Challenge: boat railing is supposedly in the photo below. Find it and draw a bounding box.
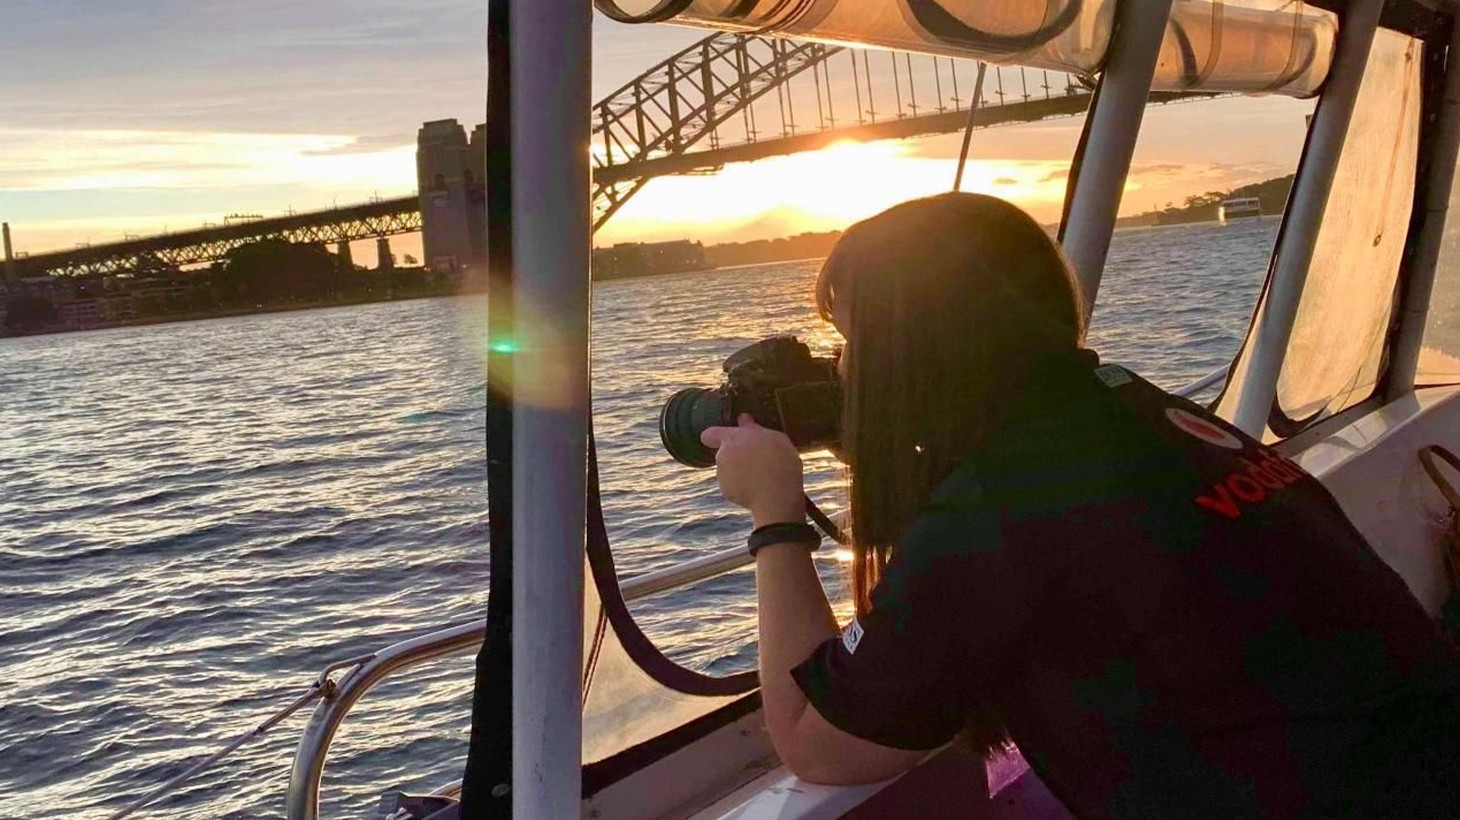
[285,538,773,818]
[284,363,1230,818]
[1172,364,1228,399]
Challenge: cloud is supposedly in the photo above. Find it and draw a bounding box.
[304,134,416,156]
[0,128,415,194]
[1129,162,1188,178]
[1039,168,1069,183]
[0,3,703,137]
[993,176,1018,186]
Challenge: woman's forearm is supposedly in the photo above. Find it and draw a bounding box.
[755,544,839,763]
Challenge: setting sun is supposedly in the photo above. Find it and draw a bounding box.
[596,139,1072,245]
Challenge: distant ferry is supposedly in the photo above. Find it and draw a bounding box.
[1219,196,1263,223]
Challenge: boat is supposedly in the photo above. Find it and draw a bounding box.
[1219,196,1264,223]
[104,0,1460,816]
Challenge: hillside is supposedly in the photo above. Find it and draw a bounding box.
[1118,174,1294,228]
[702,230,842,268]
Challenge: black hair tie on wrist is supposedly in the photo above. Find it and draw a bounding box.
[748,521,821,557]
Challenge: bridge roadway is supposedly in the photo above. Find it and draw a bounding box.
[8,93,1100,279]
[8,199,424,279]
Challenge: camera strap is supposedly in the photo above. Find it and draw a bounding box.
[805,495,848,545]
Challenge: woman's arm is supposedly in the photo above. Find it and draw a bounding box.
[754,543,927,784]
[702,415,928,784]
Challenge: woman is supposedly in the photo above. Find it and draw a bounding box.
[700,193,1460,818]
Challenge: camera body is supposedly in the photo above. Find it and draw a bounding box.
[659,336,841,468]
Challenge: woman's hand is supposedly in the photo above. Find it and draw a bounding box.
[700,414,805,527]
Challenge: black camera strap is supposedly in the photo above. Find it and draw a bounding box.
[805,495,848,545]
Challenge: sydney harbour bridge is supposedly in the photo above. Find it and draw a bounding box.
[2,32,1207,280]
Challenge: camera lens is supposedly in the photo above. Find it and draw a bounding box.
[659,387,729,468]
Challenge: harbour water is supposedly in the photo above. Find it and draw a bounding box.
[0,217,1277,817]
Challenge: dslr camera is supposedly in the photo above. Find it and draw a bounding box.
[659,336,841,468]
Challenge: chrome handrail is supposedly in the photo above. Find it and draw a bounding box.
[284,543,757,819]
[286,364,1227,818]
[1172,364,1228,399]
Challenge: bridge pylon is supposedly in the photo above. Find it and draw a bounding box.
[3,223,15,281]
[376,237,395,271]
[417,120,486,274]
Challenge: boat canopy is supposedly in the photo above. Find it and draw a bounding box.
[595,0,1337,97]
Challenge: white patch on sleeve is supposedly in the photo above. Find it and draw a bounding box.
[1095,364,1132,388]
[841,618,864,655]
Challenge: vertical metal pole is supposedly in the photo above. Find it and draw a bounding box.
[812,59,826,130]
[1387,20,1460,399]
[784,61,798,136]
[776,81,790,136]
[863,51,877,122]
[934,58,946,113]
[822,60,836,126]
[511,0,590,814]
[1061,0,1173,316]
[633,84,647,150]
[666,62,682,151]
[2,222,15,280]
[906,54,919,114]
[600,107,615,167]
[702,44,720,149]
[891,53,905,117]
[1231,0,1383,434]
[953,63,988,192]
[739,44,755,140]
[775,45,791,137]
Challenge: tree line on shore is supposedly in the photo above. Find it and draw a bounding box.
[1119,175,1295,228]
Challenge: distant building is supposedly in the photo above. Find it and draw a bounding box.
[0,275,67,333]
[103,293,137,322]
[592,240,709,280]
[417,119,486,274]
[60,299,102,328]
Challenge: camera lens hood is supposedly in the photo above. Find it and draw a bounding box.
[659,387,722,468]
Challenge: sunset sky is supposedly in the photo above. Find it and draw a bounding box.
[0,2,1315,259]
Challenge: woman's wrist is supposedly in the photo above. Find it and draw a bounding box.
[750,498,805,528]
[748,521,819,558]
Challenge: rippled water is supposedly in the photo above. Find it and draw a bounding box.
[0,217,1277,817]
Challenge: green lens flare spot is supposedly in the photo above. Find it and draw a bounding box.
[489,340,520,354]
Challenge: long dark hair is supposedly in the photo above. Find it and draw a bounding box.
[815,192,1086,752]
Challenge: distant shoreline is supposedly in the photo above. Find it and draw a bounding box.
[0,290,455,341]
[597,256,828,281]
[1,259,837,340]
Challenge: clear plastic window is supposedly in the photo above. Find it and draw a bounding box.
[1088,93,1309,400]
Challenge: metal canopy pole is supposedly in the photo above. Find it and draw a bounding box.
[1387,20,1460,400]
[511,0,592,815]
[1231,0,1383,434]
[1060,0,1173,317]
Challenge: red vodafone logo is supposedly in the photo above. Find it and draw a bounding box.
[1165,407,1244,450]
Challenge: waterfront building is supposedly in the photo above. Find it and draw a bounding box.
[591,239,709,280]
[59,299,102,328]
